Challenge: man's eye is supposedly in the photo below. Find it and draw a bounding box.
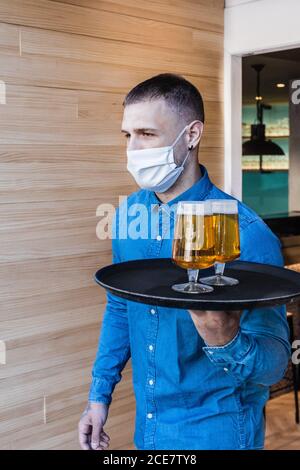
[124,132,153,138]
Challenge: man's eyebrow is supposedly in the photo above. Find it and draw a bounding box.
[121,128,158,133]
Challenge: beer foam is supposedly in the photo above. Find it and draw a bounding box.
[210,199,238,214]
[177,201,211,215]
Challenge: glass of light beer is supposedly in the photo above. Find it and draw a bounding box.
[200,199,240,286]
[171,201,215,294]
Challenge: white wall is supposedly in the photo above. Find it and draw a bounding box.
[224,0,300,199]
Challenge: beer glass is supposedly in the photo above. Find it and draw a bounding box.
[200,199,240,286]
[171,201,215,294]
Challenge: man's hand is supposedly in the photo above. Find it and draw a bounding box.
[78,401,110,450]
[188,309,242,346]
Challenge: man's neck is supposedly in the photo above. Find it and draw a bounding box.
[155,159,202,204]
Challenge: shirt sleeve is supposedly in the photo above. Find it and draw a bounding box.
[88,207,130,405]
[202,217,291,387]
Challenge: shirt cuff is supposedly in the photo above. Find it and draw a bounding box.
[88,377,113,405]
[202,328,252,365]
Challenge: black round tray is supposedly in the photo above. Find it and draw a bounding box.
[94,258,300,311]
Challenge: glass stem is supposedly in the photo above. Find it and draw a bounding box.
[214,262,225,278]
[187,268,199,284]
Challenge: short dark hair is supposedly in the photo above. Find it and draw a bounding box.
[123,73,205,124]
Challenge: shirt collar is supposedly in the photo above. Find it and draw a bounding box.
[147,163,213,209]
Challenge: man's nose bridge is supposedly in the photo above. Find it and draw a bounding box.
[127,135,137,151]
[127,143,141,151]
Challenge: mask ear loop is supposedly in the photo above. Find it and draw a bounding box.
[170,124,189,148]
[171,119,199,148]
[171,121,197,165]
[178,146,191,169]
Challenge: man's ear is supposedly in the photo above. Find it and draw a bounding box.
[188,120,204,150]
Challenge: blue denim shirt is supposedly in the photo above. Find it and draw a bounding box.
[89,163,290,450]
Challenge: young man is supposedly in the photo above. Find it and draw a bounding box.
[78,73,290,450]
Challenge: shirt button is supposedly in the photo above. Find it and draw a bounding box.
[156,235,162,241]
[150,308,156,315]
[147,413,153,419]
[224,367,229,372]
[149,379,154,386]
[148,345,154,351]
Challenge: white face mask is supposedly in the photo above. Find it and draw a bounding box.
[126,122,195,193]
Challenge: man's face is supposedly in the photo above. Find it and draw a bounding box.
[121,99,187,163]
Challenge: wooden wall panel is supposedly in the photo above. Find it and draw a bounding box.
[0,0,224,35]
[0,0,224,449]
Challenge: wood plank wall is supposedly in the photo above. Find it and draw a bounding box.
[0,0,224,450]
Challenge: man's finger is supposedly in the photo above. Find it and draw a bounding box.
[99,439,109,449]
[100,432,110,443]
[90,439,108,451]
[78,422,92,450]
[91,421,102,450]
